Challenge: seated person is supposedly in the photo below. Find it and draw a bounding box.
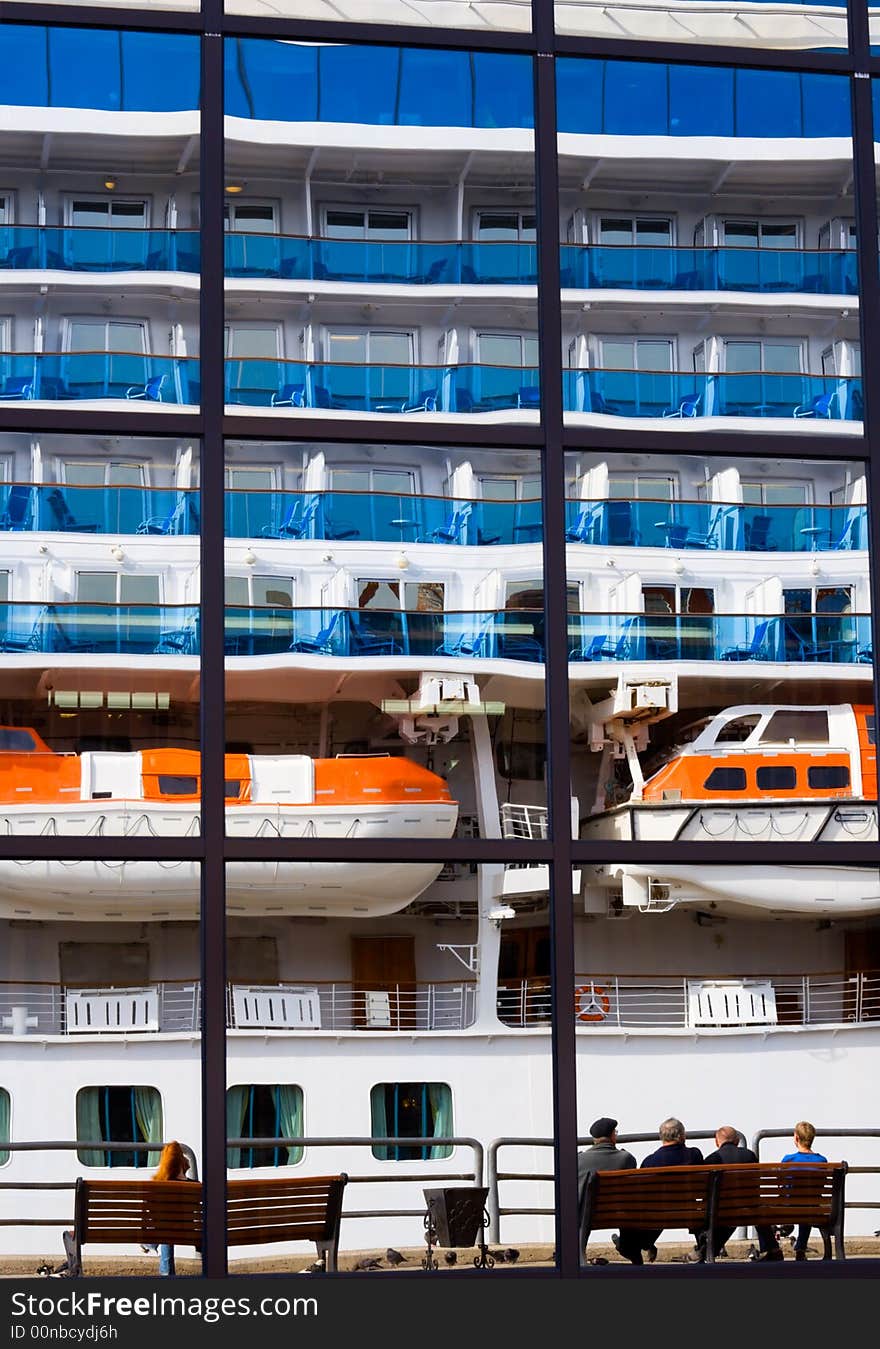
[614,1118,703,1265]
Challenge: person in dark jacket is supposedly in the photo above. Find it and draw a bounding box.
[697,1125,783,1263]
[578,1117,638,1263]
[614,1118,703,1264]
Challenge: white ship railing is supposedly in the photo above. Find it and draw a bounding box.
[0,980,477,1035]
[495,971,880,1028]
[500,803,548,840]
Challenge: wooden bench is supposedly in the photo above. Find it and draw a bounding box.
[71,1173,348,1273]
[579,1161,847,1266]
[226,1175,348,1271]
[72,1179,202,1275]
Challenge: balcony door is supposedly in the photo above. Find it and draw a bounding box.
[497,926,551,1026]
[326,329,413,410]
[64,319,148,399]
[351,935,416,1031]
[62,460,147,534]
[66,199,149,269]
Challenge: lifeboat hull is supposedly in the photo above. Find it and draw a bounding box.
[582,800,878,844]
[0,801,458,919]
[600,863,880,918]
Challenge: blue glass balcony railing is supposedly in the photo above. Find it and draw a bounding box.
[225,360,541,413]
[0,227,200,273]
[227,235,538,285]
[0,603,200,656]
[225,490,541,545]
[0,354,199,405]
[0,484,198,535]
[1,603,868,665]
[560,245,858,296]
[565,369,863,421]
[564,499,868,552]
[566,612,872,665]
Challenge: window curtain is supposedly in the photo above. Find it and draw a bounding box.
[75,1088,104,1167]
[276,1085,303,1166]
[0,1088,9,1165]
[133,1087,163,1167]
[428,1083,453,1160]
[226,1086,249,1169]
[370,1085,389,1161]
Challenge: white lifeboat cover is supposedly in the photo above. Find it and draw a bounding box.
[249,754,314,804]
[80,751,143,801]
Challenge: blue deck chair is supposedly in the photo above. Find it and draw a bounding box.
[569,616,639,661]
[136,494,186,535]
[744,514,777,552]
[262,496,320,540]
[0,604,46,652]
[829,514,862,551]
[424,501,473,545]
[0,484,34,531]
[271,383,306,408]
[435,613,494,658]
[0,376,34,400]
[794,392,834,419]
[662,392,701,418]
[517,386,541,410]
[348,612,404,655]
[374,388,439,414]
[590,392,621,415]
[498,627,544,661]
[721,619,773,661]
[857,645,872,664]
[44,488,99,533]
[126,374,166,401]
[565,505,596,544]
[153,615,199,655]
[605,499,638,546]
[783,620,836,663]
[288,610,343,655]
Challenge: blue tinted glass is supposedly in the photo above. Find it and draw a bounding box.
[398,50,472,127]
[556,58,603,135]
[231,38,318,121]
[0,25,48,107]
[669,65,733,137]
[320,46,399,125]
[605,62,666,134]
[472,53,533,129]
[122,34,199,112]
[49,29,121,110]
[735,70,801,137]
[802,74,850,138]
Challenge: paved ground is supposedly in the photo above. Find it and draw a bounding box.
[4,1236,880,1277]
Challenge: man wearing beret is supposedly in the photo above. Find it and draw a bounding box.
[577,1117,639,1262]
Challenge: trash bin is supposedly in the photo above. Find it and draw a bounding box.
[423,1186,489,1248]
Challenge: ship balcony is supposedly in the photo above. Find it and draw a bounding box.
[564,369,863,423]
[0,604,870,667]
[0,353,197,406]
[2,486,864,555]
[560,245,858,297]
[0,227,200,276]
[497,970,880,1030]
[0,231,858,297]
[0,979,478,1036]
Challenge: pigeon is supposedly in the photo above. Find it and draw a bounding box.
[298,1258,325,1275]
[385,1248,407,1266]
[353,1257,383,1271]
[488,1249,505,1262]
[587,1256,609,1266]
[746,1244,759,1262]
[504,1248,520,1264]
[444,1250,457,1265]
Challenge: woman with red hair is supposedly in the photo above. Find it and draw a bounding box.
[142,1141,191,1275]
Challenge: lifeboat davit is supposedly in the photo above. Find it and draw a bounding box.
[582,703,880,916]
[0,729,458,919]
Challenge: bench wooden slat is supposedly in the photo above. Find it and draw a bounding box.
[73,1173,348,1273]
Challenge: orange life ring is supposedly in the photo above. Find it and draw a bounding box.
[575,984,611,1022]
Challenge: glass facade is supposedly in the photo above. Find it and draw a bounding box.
[1,0,880,1290]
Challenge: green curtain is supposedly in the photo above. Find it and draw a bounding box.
[370,1085,389,1161]
[133,1087,163,1168]
[0,1089,9,1166]
[75,1088,104,1167]
[276,1086,303,1165]
[226,1086,249,1169]
[428,1083,453,1160]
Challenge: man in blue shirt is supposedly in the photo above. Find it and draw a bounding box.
[780,1121,828,1261]
[613,1118,703,1264]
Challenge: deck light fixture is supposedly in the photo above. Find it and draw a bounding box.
[103,177,117,191]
